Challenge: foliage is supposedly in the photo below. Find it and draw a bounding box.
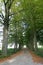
[0,0,43,56]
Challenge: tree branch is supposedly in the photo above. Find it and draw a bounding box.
[8,0,14,9]
[3,0,9,5]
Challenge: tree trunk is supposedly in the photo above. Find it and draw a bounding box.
[19,43,22,50]
[33,32,37,51]
[29,34,34,51]
[14,42,17,49]
[2,26,8,56]
[14,43,17,52]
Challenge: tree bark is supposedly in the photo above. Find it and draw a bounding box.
[14,42,17,52]
[33,32,37,51]
[2,26,8,56]
[19,43,22,50]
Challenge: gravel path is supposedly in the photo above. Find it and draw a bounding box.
[0,50,43,65]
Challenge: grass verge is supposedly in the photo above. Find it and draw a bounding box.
[0,48,19,59]
[34,48,43,57]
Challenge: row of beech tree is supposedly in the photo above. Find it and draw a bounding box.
[0,0,43,56]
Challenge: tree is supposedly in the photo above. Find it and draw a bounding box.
[0,0,43,55]
[0,0,14,56]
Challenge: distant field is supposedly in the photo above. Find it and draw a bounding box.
[0,43,19,50]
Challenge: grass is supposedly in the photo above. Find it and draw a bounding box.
[7,49,15,56]
[0,48,19,59]
[34,48,43,57]
[0,47,43,58]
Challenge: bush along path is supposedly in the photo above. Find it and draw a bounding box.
[0,49,43,65]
